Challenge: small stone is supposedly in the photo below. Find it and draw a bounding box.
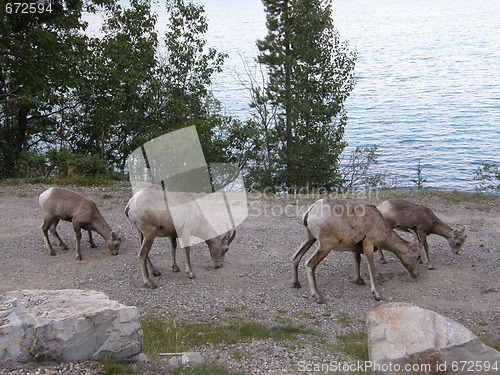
[181,352,205,367]
[273,346,285,356]
[168,356,182,368]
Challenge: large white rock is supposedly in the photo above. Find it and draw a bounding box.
[367,303,500,375]
[0,289,142,365]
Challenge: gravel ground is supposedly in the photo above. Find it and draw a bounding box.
[0,184,498,374]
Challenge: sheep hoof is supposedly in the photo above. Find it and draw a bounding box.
[152,270,162,277]
[76,255,82,261]
[188,273,196,279]
[354,278,366,286]
[315,298,326,304]
[379,259,387,264]
[293,281,301,289]
[144,281,157,289]
[428,265,435,270]
[374,293,383,301]
[172,265,180,273]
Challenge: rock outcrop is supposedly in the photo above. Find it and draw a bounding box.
[0,289,142,366]
[367,302,500,374]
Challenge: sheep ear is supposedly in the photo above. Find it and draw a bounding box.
[111,230,119,240]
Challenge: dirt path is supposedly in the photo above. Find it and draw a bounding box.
[0,184,498,373]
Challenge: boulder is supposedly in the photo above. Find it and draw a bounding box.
[367,302,500,374]
[0,289,142,366]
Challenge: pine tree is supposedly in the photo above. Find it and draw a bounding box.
[256,0,356,191]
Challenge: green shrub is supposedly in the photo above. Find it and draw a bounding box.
[47,149,113,177]
[16,151,49,178]
[44,149,126,184]
[474,163,500,193]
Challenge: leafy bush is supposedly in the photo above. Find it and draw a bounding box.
[339,145,384,192]
[46,149,121,180]
[15,151,49,178]
[474,163,500,193]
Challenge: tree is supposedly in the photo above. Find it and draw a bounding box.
[255,0,356,191]
[64,0,159,170]
[0,0,229,177]
[0,0,111,177]
[154,0,227,163]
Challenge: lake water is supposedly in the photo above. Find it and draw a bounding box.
[198,0,500,191]
[89,0,500,191]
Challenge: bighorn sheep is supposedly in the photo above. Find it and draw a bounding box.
[39,187,122,260]
[124,188,236,288]
[292,199,421,303]
[377,199,467,269]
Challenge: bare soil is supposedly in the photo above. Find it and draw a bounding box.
[0,184,498,374]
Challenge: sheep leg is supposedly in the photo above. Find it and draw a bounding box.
[305,240,337,304]
[48,219,68,250]
[137,230,160,277]
[423,237,434,270]
[170,236,180,273]
[378,249,387,264]
[139,234,157,288]
[88,230,97,248]
[147,256,161,277]
[291,236,317,288]
[353,253,366,285]
[41,217,58,256]
[363,243,382,301]
[72,223,83,261]
[183,246,195,279]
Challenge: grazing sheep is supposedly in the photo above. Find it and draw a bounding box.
[377,199,467,269]
[39,187,122,260]
[124,188,236,288]
[292,199,421,303]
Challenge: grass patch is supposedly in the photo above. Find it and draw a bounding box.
[172,363,245,375]
[141,316,318,358]
[480,335,500,352]
[337,313,352,325]
[0,178,23,186]
[335,332,369,362]
[0,176,127,188]
[232,350,246,361]
[379,188,499,211]
[102,358,137,375]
